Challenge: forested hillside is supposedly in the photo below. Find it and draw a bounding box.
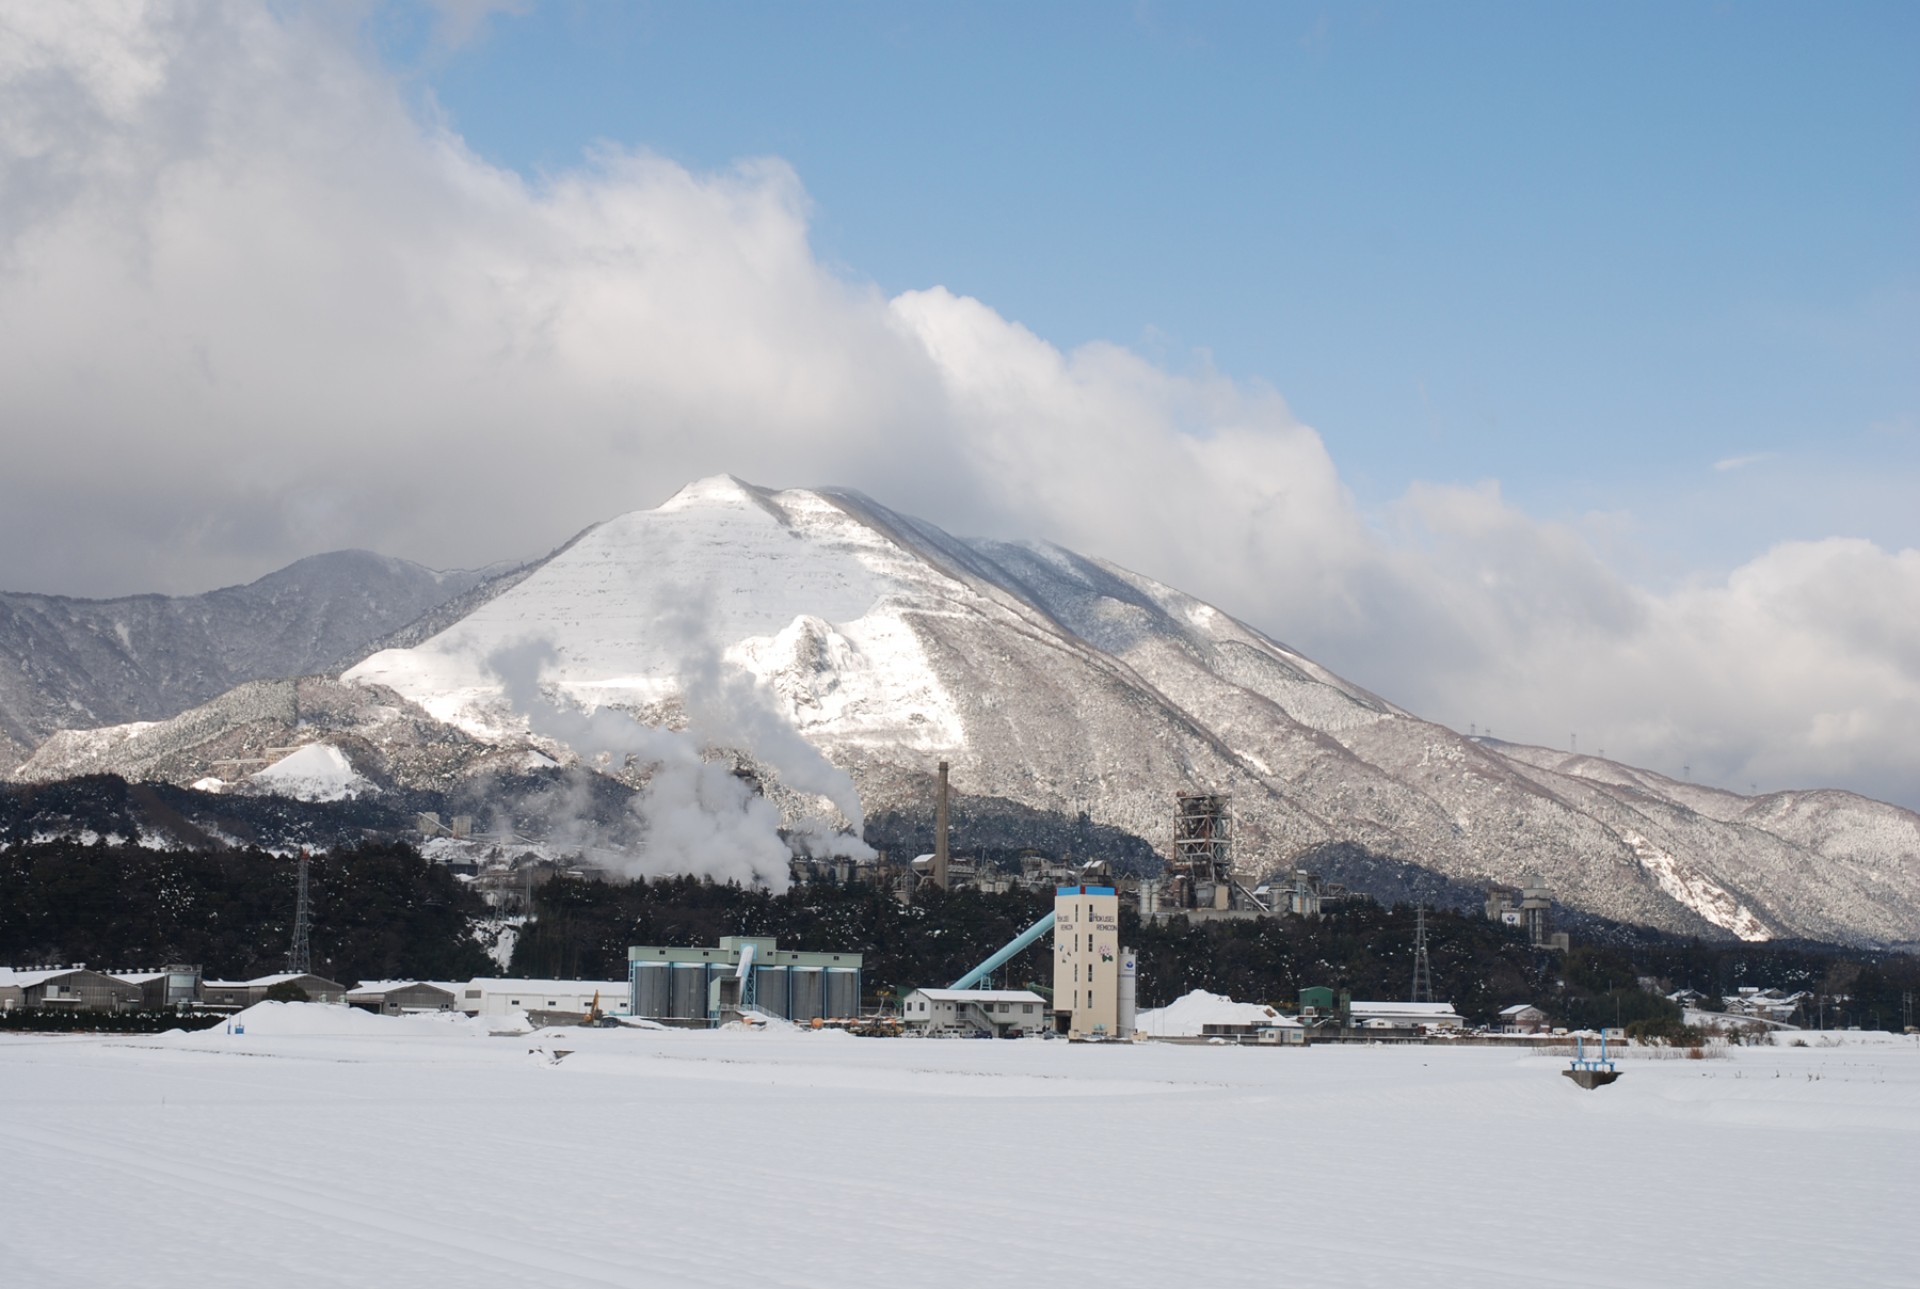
[0,841,492,983]
[5,842,1914,1030]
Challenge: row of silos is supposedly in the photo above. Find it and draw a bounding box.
[630,961,859,1023]
[773,964,861,1022]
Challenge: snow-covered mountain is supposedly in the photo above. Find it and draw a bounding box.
[0,550,508,757]
[11,478,1919,946]
[336,476,1916,946]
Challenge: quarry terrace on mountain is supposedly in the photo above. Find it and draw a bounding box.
[3,475,1918,950]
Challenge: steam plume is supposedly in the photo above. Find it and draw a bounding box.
[486,635,874,892]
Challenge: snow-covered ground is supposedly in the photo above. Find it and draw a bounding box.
[3,1006,1914,1288]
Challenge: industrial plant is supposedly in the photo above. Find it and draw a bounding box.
[4,766,1595,1053]
[627,936,863,1026]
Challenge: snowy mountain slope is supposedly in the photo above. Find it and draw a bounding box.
[0,551,498,752]
[14,677,518,794]
[332,476,1920,946]
[15,476,1919,945]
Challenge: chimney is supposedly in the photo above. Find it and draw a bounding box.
[934,760,950,890]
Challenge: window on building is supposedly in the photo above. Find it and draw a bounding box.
[1087,933,1093,952]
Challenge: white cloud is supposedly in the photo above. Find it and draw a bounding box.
[0,3,1915,809]
[1714,452,1775,472]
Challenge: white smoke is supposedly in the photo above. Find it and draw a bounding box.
[644,589,875,859]
[486,635,874,892]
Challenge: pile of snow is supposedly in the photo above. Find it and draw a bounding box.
[1766,1029,1914,1048]
[247,743,370,801]
[1135,989,1296,1038]
[182,1000,483,1039]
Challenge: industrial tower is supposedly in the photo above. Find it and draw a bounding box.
[1172,791,1234,909]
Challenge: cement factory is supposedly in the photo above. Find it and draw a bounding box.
[611,879,1138,1039]
[598,769,1543,1044]
[3,765,1573,1049]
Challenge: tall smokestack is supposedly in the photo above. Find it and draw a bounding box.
[934,760,950,890]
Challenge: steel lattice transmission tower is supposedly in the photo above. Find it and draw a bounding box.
[286,848,313,976]
[1410,905,1434,1004]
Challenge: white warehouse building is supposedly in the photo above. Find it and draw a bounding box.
[459,978,630,1020]
[1348,1001,1465,1030]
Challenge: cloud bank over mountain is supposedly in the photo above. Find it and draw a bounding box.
[1,3,1914,806]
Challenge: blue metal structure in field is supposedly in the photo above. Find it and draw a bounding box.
[1563,1031,1622,1089]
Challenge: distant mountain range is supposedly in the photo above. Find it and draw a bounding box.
[6,477,1918,947]
[0,550,505,760]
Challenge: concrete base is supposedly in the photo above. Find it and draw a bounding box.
[1563,1068,1622,1089]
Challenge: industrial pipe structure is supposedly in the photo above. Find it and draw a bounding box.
[948,911,1055,991]
[735,940,757,1010]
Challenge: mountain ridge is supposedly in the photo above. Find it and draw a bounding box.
[7,477,1918,947]
[0,550,501,751]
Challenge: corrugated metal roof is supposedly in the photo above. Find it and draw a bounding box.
[910,989,1046,1004]
[345,980,459,999]
[0,968,88,988]
[463,978,629,994]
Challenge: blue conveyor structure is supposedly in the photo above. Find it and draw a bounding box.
[948,911,1056,991]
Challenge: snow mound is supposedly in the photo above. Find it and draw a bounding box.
[192,1001,483,1038]
[247,743,369,801]
[1135,990,1291,1038]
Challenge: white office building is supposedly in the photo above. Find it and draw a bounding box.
[901,988,1047,1037]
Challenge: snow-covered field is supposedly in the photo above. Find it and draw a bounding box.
[3,1006,1914,1288]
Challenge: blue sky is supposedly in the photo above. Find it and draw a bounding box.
[3,2,1916,800]
[387,0,1919,579]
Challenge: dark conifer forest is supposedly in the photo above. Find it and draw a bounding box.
[8,838,1913,1031]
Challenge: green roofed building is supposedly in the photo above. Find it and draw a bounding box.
[628,936,861,1026]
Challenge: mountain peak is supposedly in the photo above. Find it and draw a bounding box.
[13,481,1919,948]
[657,474,773,513]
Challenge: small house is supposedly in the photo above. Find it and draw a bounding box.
[1498,1003,1547,1034]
